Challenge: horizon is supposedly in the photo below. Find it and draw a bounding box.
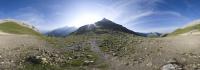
[0,0,200,33]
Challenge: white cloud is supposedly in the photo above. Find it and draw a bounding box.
[121,11,187,26]
[106,0,166,24]
[121,11,154,24]
[3,0,184,33]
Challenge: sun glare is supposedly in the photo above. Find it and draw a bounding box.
[70,13,103,27]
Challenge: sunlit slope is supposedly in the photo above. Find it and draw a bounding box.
[72,18,137,35]
[170,21,200,36]
[0,21,41,36]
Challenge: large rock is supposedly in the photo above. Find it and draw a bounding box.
[26,56,48,64]
[161,58,183,70]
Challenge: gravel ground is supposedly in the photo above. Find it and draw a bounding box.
[0,33,47,69]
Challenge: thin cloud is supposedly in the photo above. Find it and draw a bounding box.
[121,11,154,24]
[123,11,188,26]
[13,7,48,30]
[109,0,165,23]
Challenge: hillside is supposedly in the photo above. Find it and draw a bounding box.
[0,21,41,35]
[0,21,41,36]
[170,20,200,36]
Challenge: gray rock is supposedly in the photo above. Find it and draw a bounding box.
[26,56,48,64]
[161,63,183,70]
[161,58,183,70]
[112,53,117,56]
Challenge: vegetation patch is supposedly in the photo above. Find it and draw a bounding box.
[0,21,41,36]
[170,24,200,35]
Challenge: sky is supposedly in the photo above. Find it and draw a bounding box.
[0,0,200,33]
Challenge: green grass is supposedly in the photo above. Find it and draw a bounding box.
[170,24,200,35]
[22,63,62,70]
[0,21,41,36]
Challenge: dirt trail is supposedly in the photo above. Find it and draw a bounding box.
[90,40,108,60]
[90,40,132,70]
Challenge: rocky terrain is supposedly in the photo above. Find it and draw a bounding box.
[1,19,200,70]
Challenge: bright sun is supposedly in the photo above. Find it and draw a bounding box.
[70,13,103,27]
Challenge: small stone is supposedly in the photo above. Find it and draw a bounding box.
[10,60,14,63]
[197,64,200,66]
[54,54,59,57]
[86,55,93,58]
[167,58,177,63]
[35,56,41,59]
[146,62,152,66]
[41,58,47,63]
[68,57,72,60]
[181,58,186,62]
[0,62,4,64]
[112,53,117,56]
[84,60,94,64]
[90,61,94,63]
[125,63,129,66]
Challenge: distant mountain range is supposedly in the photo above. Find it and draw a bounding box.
[45,26,76,37]
[2,18,200,37]
[0,19,168,37]
[46,18,166,37]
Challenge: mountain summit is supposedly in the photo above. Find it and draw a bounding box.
[72,18,137,35]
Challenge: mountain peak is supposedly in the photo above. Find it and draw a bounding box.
[101,18,111,22]
[72,18,137,35]
[97,18,113,24]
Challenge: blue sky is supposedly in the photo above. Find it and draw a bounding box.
[0,0,199,33]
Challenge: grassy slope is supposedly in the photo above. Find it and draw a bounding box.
[170,24,200,35]
[0,21,41,36]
